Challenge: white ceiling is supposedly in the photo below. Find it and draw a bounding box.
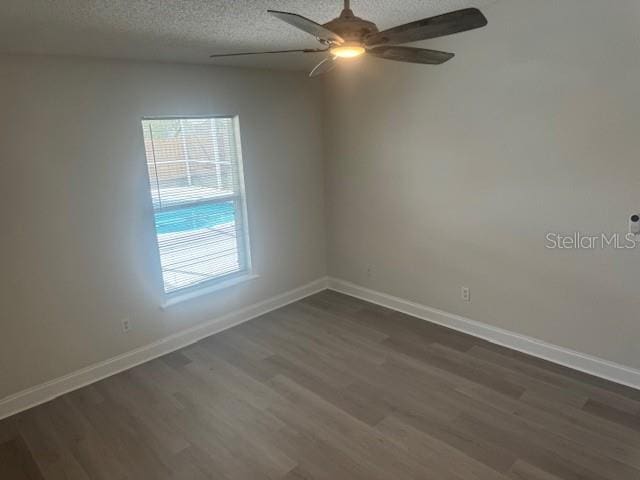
[0,0,498,70]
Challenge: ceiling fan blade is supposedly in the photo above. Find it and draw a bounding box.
[368,46,454,65]
[210,48,327,58]
[364,8,487,46]
[309,57,336,77]
[268,10,344,44]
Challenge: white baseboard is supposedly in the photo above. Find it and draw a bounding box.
[4,275,636,421]
[328,277,640,391]
[0,277,329,420]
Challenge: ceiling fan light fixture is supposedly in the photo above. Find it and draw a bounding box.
[329,43,365,58]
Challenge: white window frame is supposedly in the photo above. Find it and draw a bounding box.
[141,115,255,307]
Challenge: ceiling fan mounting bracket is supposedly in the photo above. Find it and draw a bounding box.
[323,3,379,43]
[323,16,378,43]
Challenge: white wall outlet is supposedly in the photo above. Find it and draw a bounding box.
[121,318,132,333]
[461,287,471,302]
[366,266,374,278]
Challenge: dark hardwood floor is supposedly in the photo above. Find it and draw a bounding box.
[1,290,640,479]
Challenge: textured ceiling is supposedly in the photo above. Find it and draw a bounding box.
[0,0,499,70]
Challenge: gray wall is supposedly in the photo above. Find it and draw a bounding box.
[324,0,640,369]
[0,56,326,398]
[2,0,639,401]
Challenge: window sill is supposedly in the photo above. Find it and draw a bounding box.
[161,273,259,309]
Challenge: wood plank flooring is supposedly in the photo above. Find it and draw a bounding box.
[1,290,640,479]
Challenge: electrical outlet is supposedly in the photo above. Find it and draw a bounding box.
[461,287,471,302]
[366,266,374,278]
[121,318,132,333]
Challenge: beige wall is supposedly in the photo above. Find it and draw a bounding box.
[0,56,326,398]
[324,0,640,369]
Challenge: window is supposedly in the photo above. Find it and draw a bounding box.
[141,116,251,295]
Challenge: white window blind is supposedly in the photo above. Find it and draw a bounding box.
[141,116,250,294]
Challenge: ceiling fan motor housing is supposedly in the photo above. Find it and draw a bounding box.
[323,7,378,44]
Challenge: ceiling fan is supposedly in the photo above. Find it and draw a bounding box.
[210,1,488,77]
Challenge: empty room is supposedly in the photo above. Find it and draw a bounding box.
[1,0,640,478]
